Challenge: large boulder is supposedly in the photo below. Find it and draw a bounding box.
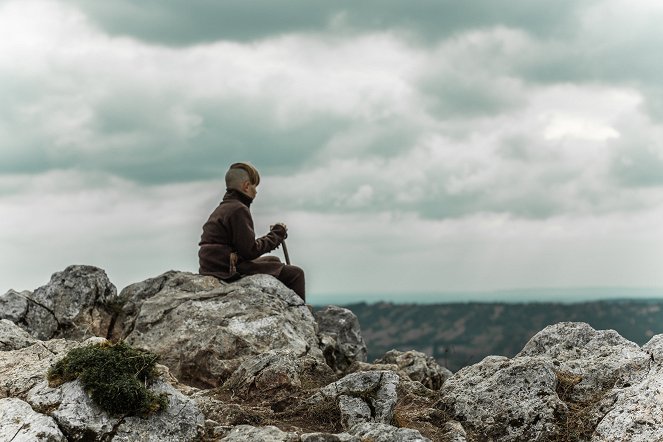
[315,306,367,373]
[119,272,324,388]
[437,355,567,441]
[517,322,651,402]
[2,265,117,340]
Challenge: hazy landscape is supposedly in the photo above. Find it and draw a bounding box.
[344,299,663,372]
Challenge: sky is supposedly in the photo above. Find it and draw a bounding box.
[1,0,663,304]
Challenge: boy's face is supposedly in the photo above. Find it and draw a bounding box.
[241,180,258,199]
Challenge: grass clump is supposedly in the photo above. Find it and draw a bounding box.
[48,341,168,416]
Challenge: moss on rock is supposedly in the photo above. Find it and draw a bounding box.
[48,341,168,416]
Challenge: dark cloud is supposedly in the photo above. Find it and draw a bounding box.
[63,0,587,46]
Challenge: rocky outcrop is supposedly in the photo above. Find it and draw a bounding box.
[8,266,663,441]
[1,265,117,341]
[315,305,367,373]
[0,337,204,441]
[113,272,323,388]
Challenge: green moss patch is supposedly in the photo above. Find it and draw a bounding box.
[48,341,168,416]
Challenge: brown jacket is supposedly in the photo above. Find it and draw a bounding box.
[198,189,287,280]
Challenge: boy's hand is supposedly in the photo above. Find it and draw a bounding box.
[270,223,288,239]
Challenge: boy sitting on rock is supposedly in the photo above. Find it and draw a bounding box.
[198,162,306,301]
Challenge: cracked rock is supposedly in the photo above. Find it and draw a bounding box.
[307,371,399,430]
[0,318,37,351]
[315,305,367,374]
[0,397,66,442]
[121,272,323,388]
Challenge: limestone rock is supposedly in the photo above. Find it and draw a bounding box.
[219,425,299,441]
[223,350,335,400]
[307,371,399,431]
[315,305,367,373]
[0,318,37,351]
[440,421,467,442]
[110,270,221,339]
[438,355,566,441]
[0,397,66,442]
[518,321,651,402]
[349,422,431,441]
[122,272,323,388]
[375,349,452,390]
[300,432,359,441]
[51,381,122,439]
[18,265,117,340]
[0,339,77,399]
[590,368,663,442]
[0,289,29,323]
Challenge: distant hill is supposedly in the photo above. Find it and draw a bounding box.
[343,300,663,372]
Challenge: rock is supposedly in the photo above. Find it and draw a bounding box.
[219,425,299,441]
[315,306,367,374]
[590,369,663,442]
[0,335,204,441]
[440,421,467,442]
[223,350,335,401]
[585,333,663,441]
[0,318,37,351]
[51,381,122,439]
[0,397,66,442]
[0,289,29,323]
[300,432,359,441]
[349,422,431,441]
[110,270,220,339]
[306,371,399,431]
[112,380,205,441]
[0,339,77,399]
[438,355,566,441]
[122,272,324,388]
[375,349,452,390]
[338,395,372,429]
[517,321,651,402]
[19,265,117,340]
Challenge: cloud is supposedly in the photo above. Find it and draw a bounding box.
[62,0,588,46]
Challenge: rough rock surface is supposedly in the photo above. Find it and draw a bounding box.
[307,371,399,431]
[0,336,204,441]
[4,265,117,340]
[518,321,651,402]
[0,397,66,441]
[121,272,324,388]
[0,318,37,351]
[438,355,566,441]
[587,334,663,441]
[220,424,299,441]
[0,289,29,323]
[315,305,367,373]
[349,422,431,441]
[375,349,452,390]
[223,350,335,400]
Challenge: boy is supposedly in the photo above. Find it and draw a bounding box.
[198,162,306,301]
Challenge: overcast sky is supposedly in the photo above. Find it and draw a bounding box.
[1,0,663,303]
